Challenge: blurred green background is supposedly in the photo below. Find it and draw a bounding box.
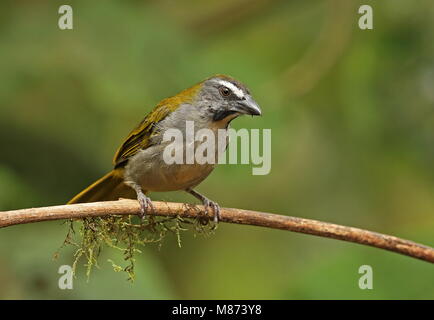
[0,0,433,299]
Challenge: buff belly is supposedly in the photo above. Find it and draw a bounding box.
[124,143,216,192]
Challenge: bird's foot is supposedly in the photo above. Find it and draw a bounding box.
[137,192,154,220]
[202,198,221,223]
[185,188,221,223]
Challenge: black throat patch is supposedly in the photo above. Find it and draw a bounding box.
[213,109,238,122]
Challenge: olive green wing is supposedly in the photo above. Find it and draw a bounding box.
[113,82,202,167]
[113,103,175,167]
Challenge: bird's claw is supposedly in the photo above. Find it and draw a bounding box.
[137,193,154,220]
[185,188,221,224]
[203,199,221,223]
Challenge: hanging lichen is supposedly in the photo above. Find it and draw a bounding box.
[55,213,215,281]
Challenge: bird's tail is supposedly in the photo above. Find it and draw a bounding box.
[68,168,135,204]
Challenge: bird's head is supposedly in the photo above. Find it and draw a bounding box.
[193,74,262,125]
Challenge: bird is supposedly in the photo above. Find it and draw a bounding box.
[68,74,262,222]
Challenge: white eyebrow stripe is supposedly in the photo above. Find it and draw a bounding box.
[217,80,244,98]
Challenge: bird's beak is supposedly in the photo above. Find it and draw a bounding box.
[233,96,262,116]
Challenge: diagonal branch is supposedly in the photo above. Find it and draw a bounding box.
[1,200,433,263]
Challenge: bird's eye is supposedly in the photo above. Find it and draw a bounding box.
[219,86,231,97]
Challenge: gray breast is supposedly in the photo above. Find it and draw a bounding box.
[124,103,228,192]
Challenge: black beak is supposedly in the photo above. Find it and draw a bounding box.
[234,96,262,116]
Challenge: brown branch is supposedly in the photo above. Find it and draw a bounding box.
[1,200,433,264]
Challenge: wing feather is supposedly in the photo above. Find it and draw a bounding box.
[113,104,171,167]
[113,83,203,167]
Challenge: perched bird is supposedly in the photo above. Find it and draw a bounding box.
[68,74,261,222]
